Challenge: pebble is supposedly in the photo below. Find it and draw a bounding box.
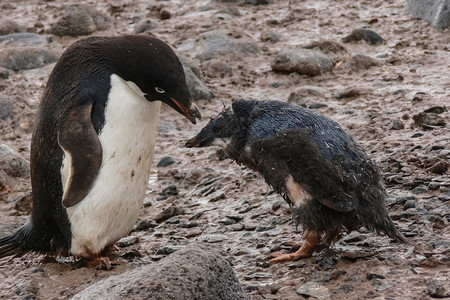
[198,234,228,243]
[296,282,330,300]
[340,54,379,71]
[244,272,273,281]
[403,199,416,210]
[413,112,446,129]
[165,216,180,224]
[0,20,25,35]
[388,119,405,130]
[157,156,175,167]
[154,206,185,223]
[219,218,236,225]
[0,95,15,120]
[427,279,449,298]
[336,88,361,99]
[366,273,385,280]
[155,246,180,255]
[116,236,139,247]
[410,185,428,194]
[271,49,333,76]
[428,160,448,175]
[232,224,245,231]
[438,190,450,201]
[50,4,112,37]
[160,185,178,196]
[309,103,328,109]
[133,19,156,34]
[133,219,158,231]
[0,67,8,79]
[260,28,280,43]
[342,28,383,45]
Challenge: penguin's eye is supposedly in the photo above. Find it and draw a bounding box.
[155,87,165,94]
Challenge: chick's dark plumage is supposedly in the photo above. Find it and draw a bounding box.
[186,100,405,262]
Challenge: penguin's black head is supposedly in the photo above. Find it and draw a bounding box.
[186,107,236,148]
[111,35,201,124]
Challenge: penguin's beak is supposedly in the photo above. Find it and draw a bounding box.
[170,98,201,124]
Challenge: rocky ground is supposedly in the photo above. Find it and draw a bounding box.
[0,0,449,299]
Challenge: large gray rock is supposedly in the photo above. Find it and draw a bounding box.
[0,46,60,71]
[406,0,450,30]
[271,49,333,76]
[73,243,245,300]
[0,145,30,178]
[50,4,112,37]
[178,30,260,61]
[184,67,215,101]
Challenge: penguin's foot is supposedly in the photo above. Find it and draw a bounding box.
[270,233,319,263]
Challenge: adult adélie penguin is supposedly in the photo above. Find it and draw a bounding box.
[186,100,405,263]
[0,35,201,263]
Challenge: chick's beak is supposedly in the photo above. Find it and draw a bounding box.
[171,98,201,124]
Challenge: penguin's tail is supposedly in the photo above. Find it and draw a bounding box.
[378,217,407,244]
[0,221,36,258]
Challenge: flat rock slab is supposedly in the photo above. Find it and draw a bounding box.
[0,33,49,45]
[0,46,60,71]
[72,243,245,300]
[406,0,450,30]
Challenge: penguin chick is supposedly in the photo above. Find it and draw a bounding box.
[186,100,405,263]
[0,35,201,260]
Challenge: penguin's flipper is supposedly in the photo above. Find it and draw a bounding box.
[57,102,102,208]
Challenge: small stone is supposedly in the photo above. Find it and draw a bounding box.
[155,206,185,223]
[244,223,257,231]
[438,190,450,201]
[340,54,379,71]
[134,19,156,34]
[206,59,231,77]
[428,160,448,175]
[366,273,385,280]
[166,216,180,224]
[244,272,273,281]
[388,119,405,130]
[413,113,446,129]
[403,199,416,210]
[427,279,449,298]
[260,29,280,43]
[210,193,226,202]
[219,218,236,225]
[133,219,158,231]
[160,10,172,20]
[116,236,139,247]
[155,246,180,255]
[157,156,175,167]
[336,88,361,99]
[232,224,245,231]
[0,67,8,79]
[198,234,228,243]
[342,28,383,45]
[296,282,330,300]
[160,185,178,196]
[309,103,328,109]
[0,20,25,35]
[428,182,441,190]
[410,185,428,194]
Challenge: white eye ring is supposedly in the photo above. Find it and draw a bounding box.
[155,87,165,94]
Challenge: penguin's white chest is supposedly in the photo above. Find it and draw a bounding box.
[64,74,161,257]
